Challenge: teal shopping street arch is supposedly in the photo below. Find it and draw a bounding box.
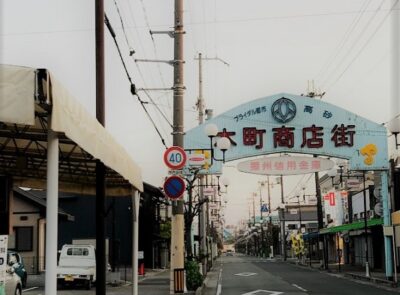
[184,93,393,278]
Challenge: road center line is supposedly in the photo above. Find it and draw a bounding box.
[292,283,307,292]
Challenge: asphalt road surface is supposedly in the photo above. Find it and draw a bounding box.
[219,254,399,295]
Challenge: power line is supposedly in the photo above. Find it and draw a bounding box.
[104,13,168,149]
[112,0,173,131]
[121,0,172,126]
[320,0,385,89]
[113,0,135,54]
[139,0,168,89]
[4,8,399,37]
[325,0,397,91]
[315,0,371,82]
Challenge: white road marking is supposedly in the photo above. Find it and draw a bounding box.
[216,267,223,295]
[22,287,39,292]
[292,283,307,292]
[234,272,258,277]
[241,290,283,295]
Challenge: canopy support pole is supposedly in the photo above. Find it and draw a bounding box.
[132,189,140,295]
[382,171,394,279]
[44,128,59,295]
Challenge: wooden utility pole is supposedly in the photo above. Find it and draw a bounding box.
[95,0,106,294]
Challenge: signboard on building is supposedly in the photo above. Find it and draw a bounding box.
[188,153,206,166]
[346,178,361,189]
[203,187,215,196]
[0,235,8,294]
[138,251,144,260]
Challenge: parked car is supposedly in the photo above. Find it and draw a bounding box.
[7,252,27,288]
[57,245,96,290]
[5,265,22,295]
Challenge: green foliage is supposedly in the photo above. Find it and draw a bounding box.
[160,220,171,240]
[185,260,203,291]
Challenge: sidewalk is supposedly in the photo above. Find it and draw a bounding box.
[136,261,222,295]
[202,259,222,295]
[25,265,221,294]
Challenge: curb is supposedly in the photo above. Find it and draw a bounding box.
[345,272,398,288]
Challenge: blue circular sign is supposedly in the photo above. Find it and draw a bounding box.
[163,176,186,200]
[271,97,297,123]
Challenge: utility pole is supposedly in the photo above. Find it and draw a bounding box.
[95,1,106,294]
[280,175,286,261]
[197,52,207,275]
[362,171,371,277]
[196,52,228,275]
[267,176,271,223]
[259,183,264,257]
[170,0,185,292]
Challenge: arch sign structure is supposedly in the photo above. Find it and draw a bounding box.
[184,93,393,278]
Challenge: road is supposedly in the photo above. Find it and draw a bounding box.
[218,254,398,295]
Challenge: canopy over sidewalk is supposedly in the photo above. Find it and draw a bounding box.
[319,218,383,234]
[0,64,143,194]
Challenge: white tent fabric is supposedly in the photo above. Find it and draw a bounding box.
[0,65,35,125]
[0,64,143,192]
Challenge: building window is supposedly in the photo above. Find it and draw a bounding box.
[14,226,33,252]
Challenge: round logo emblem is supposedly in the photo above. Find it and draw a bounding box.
[271,97,297,123]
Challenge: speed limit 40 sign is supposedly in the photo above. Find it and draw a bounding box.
[163,146,187,170]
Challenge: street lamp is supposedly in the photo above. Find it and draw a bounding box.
[204,123,231,163]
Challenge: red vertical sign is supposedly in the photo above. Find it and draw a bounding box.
[329,192,336,206]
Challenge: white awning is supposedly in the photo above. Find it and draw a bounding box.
[0,64,143,193]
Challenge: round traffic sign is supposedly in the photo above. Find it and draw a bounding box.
[163,176,186,200]
[163,146,187,170]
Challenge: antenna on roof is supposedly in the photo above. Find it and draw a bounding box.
[301,80,326,99]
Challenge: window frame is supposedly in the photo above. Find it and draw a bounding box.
[14,226,33,252]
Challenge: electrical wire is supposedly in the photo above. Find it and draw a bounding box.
[3,8,399,37]
[111,0,173,131]
[113,0,133,52]
[325,0,397,91]
[123,0,173,124]
[315,0,371,82]
[320,0,385,89]
[104,13,168,149]
[139,0,169,90]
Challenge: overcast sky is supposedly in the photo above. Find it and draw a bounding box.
[1,0,397,225]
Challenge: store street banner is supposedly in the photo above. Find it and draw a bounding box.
[184,93,389,174]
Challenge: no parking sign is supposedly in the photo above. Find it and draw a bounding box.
[163,176,186,200]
